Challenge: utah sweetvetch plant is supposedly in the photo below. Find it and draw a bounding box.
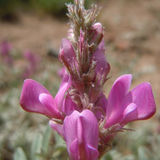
[19,0,156,159]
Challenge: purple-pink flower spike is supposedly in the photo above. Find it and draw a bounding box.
[0,40,13,65]
[19,0,156,159]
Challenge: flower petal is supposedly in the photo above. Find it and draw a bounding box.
[106,82,156,127]
[79,110,99,148]
[63,110,79,159]
[118,82,156,123]
[130,82,156,120]
[62,96,78,115]
[63,110,99,160]
[106,74,132,120]
[87,144,99,160]
[20,79,57,118]
[98,39,105,53]
[69,123,99,160]
[70,138,78,160]
[120,103,137,124]
[90,22,103,45]
[95,93,107,120]
[39,93,64,119]
[59,39,77,72]
[92,49,109,76]
[61,38,76,60]
[49,120,63,138]
[55,73,71,111]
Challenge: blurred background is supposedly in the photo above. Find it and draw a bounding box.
[0,0,160,159]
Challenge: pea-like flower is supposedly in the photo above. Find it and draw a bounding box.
[63,109,99,160]
[20,72,72,120]
[97,74,156,156]
[105,74,156,128]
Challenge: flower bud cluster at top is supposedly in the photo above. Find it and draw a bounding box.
[59,0,110,111]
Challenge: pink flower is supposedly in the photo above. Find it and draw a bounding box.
[22,50,40,79]
[63,109,99,160]
[23,50,40,65]
[20,72,72,120]
[0,40,12,56]
[0,40,13,65]
[105,74,156,128]
[97,74,156,154]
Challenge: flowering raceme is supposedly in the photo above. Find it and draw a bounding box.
[0,40,13,65]
[19,0,156,159]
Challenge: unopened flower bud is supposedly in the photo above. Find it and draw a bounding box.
[89,22,104,46]
[59,38,79,77]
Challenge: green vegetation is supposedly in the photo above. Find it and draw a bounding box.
[0,0,94,21]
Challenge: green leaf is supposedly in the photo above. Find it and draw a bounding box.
[55,132,66,150]
[41,125,52,154]
[31,134,43,160]
[55,132,65,145]
[13,147,27,160]
[101,153,113,160]
[119,155,135,160]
